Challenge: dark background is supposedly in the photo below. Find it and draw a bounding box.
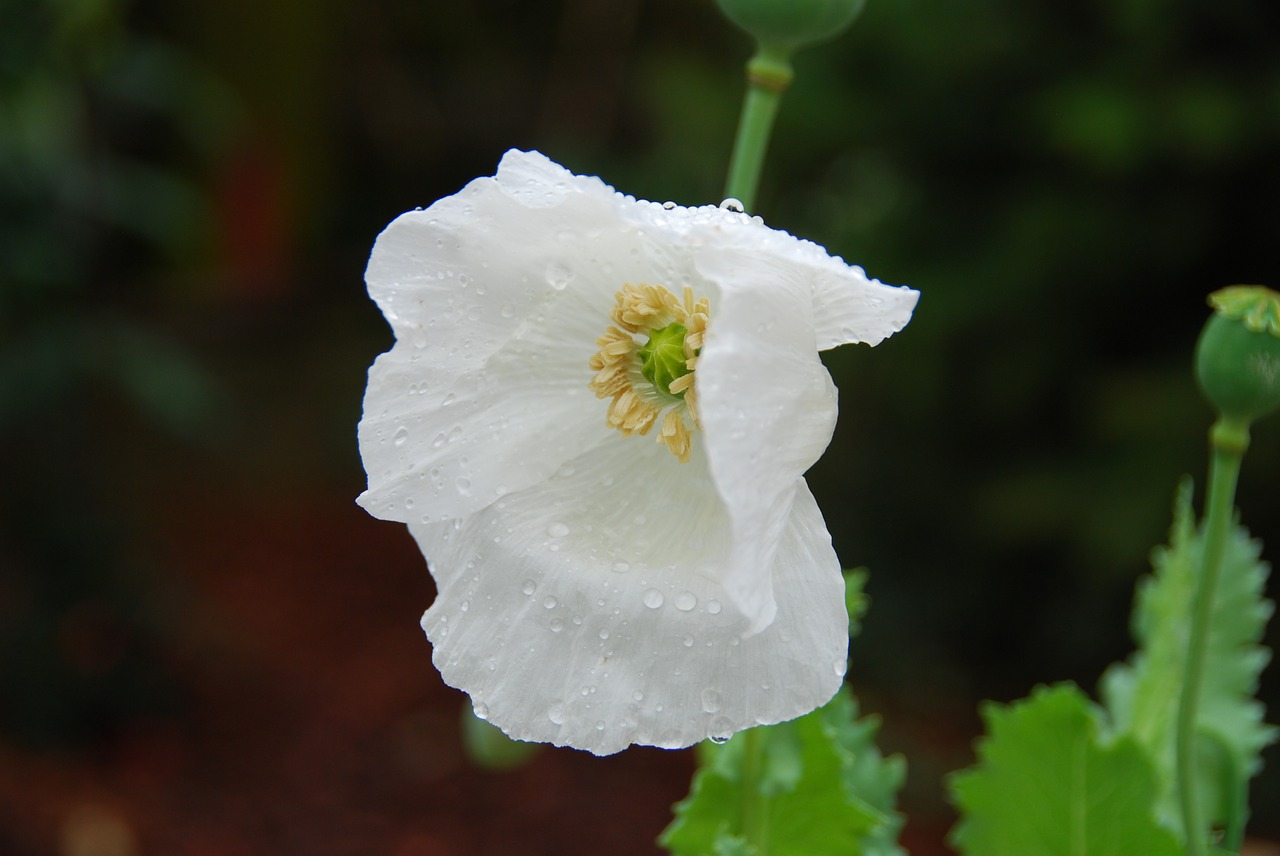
[2,0,1279,853]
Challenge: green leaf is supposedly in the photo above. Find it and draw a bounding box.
[949,684,1182,856]
[661,685,906,856]
[1100,480,1276,830]
[844,567,870,640]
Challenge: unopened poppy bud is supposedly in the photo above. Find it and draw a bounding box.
[1195,285,1280,425]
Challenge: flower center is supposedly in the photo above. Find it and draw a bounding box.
[588,283,709,463]
[638,322,691,397]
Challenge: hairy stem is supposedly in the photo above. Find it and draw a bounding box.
[1176,416,1249,855]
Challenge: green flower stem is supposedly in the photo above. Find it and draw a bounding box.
[740,727,769,851]
[1176,415,1250,856]
[724,45,794,212]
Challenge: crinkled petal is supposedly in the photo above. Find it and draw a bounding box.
[691,237,840,631]
[413,436,846,755]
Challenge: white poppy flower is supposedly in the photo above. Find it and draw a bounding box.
[357,149,918,755]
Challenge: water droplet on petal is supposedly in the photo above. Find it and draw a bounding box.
[546,262,574,290]
[632,690,644,702]
[701,689,721,714]
[393,426,409,446]
[456,477,472,496]
[599,629,610,640]
[662,200,677,210]
[611,561,630,573]
[550,618,564,632]
[710,716,735,743]
[472,702,489,720]
[674,591,697,612]
[547,522,570,538]
[548,703,565,725]
[543,596,558,609]
[521,579,537,596]
[719,197,745,213]
[706,600,722,615]
[642,589,664,609]
[459,600,470,612]
[682,635,694,648]
[834,657,848,677]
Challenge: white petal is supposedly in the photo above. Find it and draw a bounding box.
[357,285,610,523]
[810,263,919,351]
[414,441,845,755]
[693,241,842,630]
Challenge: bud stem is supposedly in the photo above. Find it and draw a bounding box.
[1175,414,1250,856]
[724,46,793,212]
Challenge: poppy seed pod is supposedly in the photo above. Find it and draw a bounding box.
[715,0,867,53]
[1195,286,1280,425]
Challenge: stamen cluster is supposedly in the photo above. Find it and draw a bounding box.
[588,283,709,462]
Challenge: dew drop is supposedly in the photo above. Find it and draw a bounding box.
[547,522,570,538]
[456,477,472,496]
[642,589,664,609]
[393,426,409,446]
[709,734,730,745]
[834,657,848,677]
[432,433,447,448]
[719,197,745,213]
[611,561,630,573]
[599,629,610,640]
[472,702,489,721]
[550,618,564,632]
[701,689,721,714]
[521,579,537,596]
[548,703,565,725]
[662,200,677,210]
[674,591,697,612]
[546,262,574,290]
[706,599,722,615]
[460,600,470,612]
[682,635,694,648]
[543,595,558,609]
[632,690,644,702]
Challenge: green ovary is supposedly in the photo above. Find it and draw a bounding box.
[637,322,690,397]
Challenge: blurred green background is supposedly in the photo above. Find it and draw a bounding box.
[2,0,1278,852]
